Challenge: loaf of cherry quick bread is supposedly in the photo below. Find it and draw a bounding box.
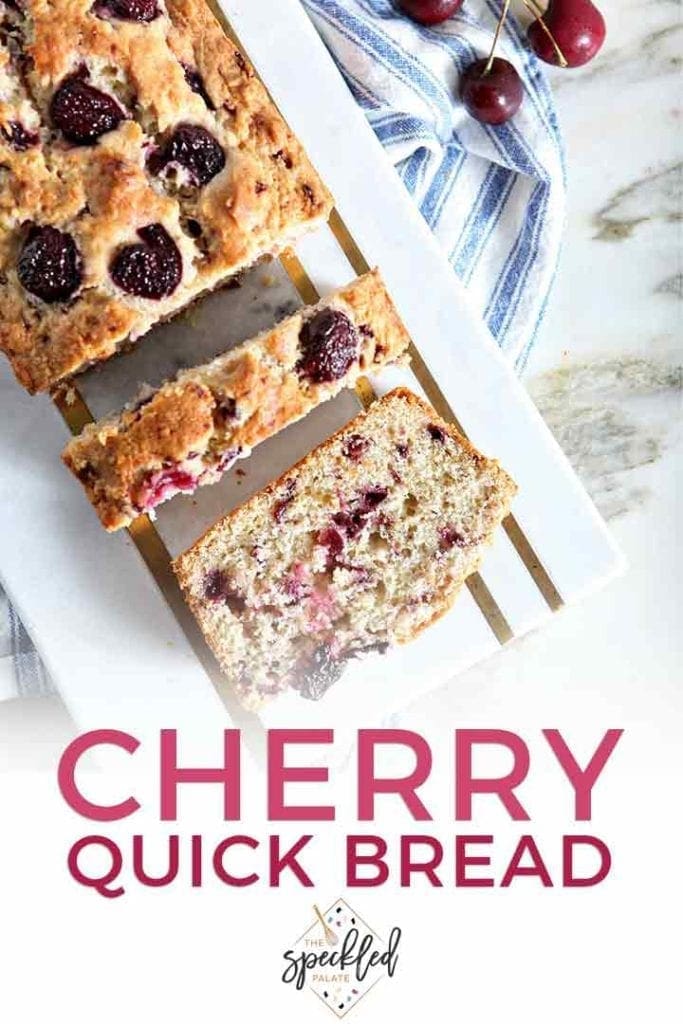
[62,269,410,529]
[173,388,517,709]
[0,0,332,392]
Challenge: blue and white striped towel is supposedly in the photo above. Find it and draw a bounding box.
[1,0,565,700]
[302,0,566,368]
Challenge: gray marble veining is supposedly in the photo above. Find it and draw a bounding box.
[529,357,682,519]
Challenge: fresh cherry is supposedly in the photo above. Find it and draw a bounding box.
[50,71,125,145]
[396,0,463,26]
[93,0,160,23]
[110,223,182,299]
[17,225,83,303]
[147,124,226,187]
[460,57,524,125]
[1,121,39,150]
[528,0,606,68]
[297,308,359,384]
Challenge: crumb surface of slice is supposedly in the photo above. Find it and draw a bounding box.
[63,269,410,529]
[0,0,332,393]
[173,388,517,709]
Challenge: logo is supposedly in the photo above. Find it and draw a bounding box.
[281,897,401,1018]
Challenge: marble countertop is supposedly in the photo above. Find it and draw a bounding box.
[1,3,680,766]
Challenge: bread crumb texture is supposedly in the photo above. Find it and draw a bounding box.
[174,388,517,709]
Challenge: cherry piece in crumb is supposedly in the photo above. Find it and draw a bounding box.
[147,124,226,187]
[342,434,370,461]
[202,569,246,615]
[397,0,463,26]
[110,223,182,299]
[427,423,446,442]
[528,0,606,68]
[17,225,82,303]
[50,71,125,145]
[94,0,160,22]
[460,57,524,125]
[1,121,39,150]
[182,64,215,110]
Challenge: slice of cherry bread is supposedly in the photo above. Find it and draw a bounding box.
[173,388,517,709]
[62,269,410,530]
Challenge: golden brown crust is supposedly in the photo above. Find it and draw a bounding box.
[63,269,411,530]
[0,0,332,393]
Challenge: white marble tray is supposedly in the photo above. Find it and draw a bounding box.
[0,0,624,740]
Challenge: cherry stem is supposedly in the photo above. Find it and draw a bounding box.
[484,0,512,76]
[519,0,569,68]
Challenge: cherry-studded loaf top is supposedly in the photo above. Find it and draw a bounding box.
[173,388,517,710]
[0,0,332,393]
[62,269,411,531]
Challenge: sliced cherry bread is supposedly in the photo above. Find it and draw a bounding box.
[173,388,517,709]
[63,269,410,530]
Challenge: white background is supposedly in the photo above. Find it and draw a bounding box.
[1,1,681,1021]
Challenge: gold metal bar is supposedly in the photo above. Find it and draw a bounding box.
[502,516,564,612]
[279,248,320,306]
[329,208,372,275]
[465,574,515,645]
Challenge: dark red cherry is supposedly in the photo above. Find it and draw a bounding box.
[147,124,225,187]
[297,308,359,384]
[93,0,160,23]
[110,223,182,299]
[342,434,370,461]
[273,481,296,523]
[50,71,125,145]
[439,525,468,550]
[397,0,463,26]
[361,487,388,511]
[18,225,82,303]
[318,526,345,564]
[204,569,229,602]
[427,423,446,442]
[1,121,39,150]
[202,569,246,614]
[460,57,524,125]
[182,64,215,110]
[528,0,606,68]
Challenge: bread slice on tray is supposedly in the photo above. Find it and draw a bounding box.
[63,269,410,530]
[173,387,517,709]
